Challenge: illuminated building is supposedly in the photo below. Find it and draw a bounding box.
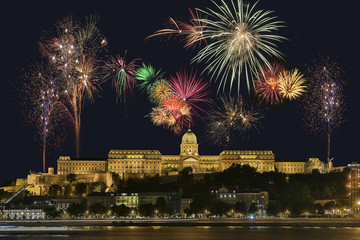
[56,129,281,178]
[210,186,268,209]
[116,192,139,208]
[1,129,329,197]
[348,162,360,213]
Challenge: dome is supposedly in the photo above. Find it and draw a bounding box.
[181,129,197,144]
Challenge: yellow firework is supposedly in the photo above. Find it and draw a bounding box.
[148,79,172,103]
[278,68,307,100]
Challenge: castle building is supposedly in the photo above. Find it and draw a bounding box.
[1,129,327,197]
[56,129,320,179]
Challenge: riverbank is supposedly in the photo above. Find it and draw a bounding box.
[1,218,360,227]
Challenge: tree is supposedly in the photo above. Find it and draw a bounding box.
[74,182,87,196]
[138,203,154,217]
[279,182,314,216]
[111,204,131,217]
[66,173,77,184]
[266,202,281,217]
[208,199,231,216]
[44,206,61,218]
[248,202,258,214]
[179,167,193,182]
[234,201,247,216]
[48,184,62,197]
[89,203,108,217]
[66,203,86,217]
[89,182,107,193]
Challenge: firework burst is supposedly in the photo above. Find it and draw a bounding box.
[302,56,345,163]
[102,52,139,103]
[255,63,284,105]
[148,79,172,103]
[191,0,286,93]
[21,62,74,172]
[136,63,164,93]
[278,68,307,100]
[168,69,211,118]
[38,15,106,158]
[205,95,263,145]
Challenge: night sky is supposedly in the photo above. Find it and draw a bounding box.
[3,0,358,182]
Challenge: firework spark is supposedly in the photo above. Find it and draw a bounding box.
[102,52,139,103]
[38,15,106,158]
[255,63,284,105]
[148,79,172,103]
[278,68,307,100]
[205,95,263,145]
[21,63,73,172]
[302,56,344,163]
[177,9,207,49]
[136,63,164,93]
[191,0,285,93]
[146,9,207,49]
[168,69,211,118]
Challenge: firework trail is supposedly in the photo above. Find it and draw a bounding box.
[102,52,139,104]
[21,63,73,172]
[204,95,263,145]
[302,56,344,164]
[177,8,207,49]
[190,0,285,93]
[145,9,207,49]
[136,63,165,93]
[39,15,106,158]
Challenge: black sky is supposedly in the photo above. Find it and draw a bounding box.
[3,0,358,182]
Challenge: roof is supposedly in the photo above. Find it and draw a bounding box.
[181,129,197,144]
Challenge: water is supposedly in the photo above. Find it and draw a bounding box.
[1,226,360,240]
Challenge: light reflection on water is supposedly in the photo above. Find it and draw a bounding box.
[1,226,360,240]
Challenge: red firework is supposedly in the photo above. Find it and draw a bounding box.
[255,63,284,105]
[177,9,207,49]
[168,69,211,118]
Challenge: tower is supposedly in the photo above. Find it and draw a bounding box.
[180,129,199,158]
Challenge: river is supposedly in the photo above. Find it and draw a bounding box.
[1,226,360,240]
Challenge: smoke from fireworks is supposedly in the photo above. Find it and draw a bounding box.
[302,56,345,163]
[205,95,263,146]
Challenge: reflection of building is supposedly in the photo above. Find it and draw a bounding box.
[210,186,268,210]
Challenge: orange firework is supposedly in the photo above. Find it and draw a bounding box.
[255,63,284,105]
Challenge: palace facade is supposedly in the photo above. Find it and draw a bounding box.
[57,129,324,179]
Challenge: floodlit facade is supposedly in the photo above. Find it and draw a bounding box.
[56,129,298,179]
